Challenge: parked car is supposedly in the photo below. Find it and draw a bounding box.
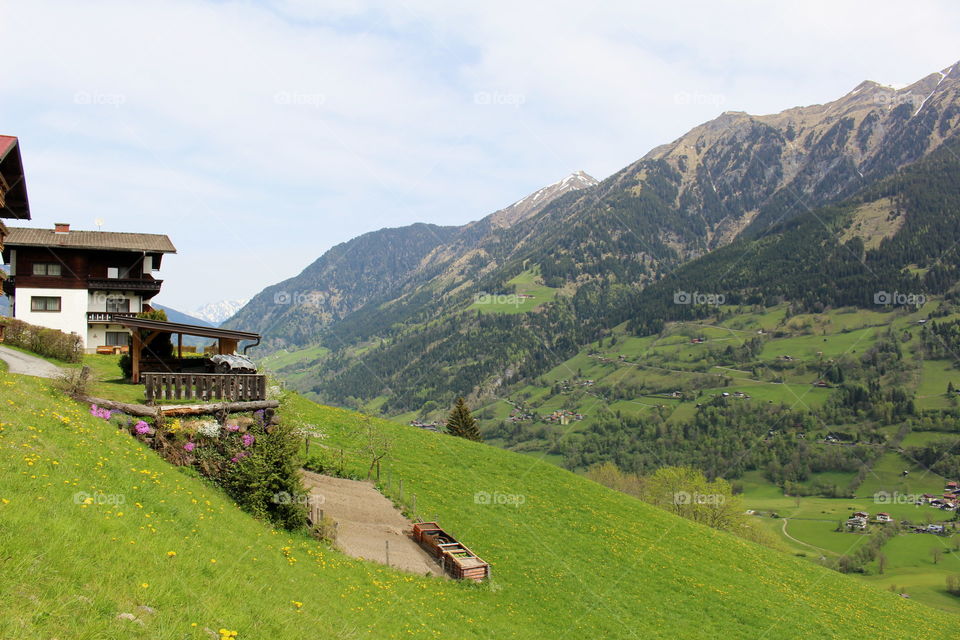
[208,354,257,374]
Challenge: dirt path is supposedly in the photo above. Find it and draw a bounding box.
[0,346,62,378]
[781,518,831,556]
[301,471,444,577]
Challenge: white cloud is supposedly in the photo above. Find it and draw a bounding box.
[1,0,958,308]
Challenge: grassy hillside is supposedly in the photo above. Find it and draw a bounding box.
[0,369,949,638]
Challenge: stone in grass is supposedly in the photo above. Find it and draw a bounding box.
[137,605,158,615]
[116,612,144,626]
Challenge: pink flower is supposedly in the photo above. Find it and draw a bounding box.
[231,457,239,463]
[88,404,112,420]
[226,424,240,432]
[241,434,254,448]
[183,442,196,452]
[134,421,151,435]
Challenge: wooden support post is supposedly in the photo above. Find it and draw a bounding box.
[385,540,390,567]
[305,436,310,455]
[131,330,142,383]
[177,333,183,359]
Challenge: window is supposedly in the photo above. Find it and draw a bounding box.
[30,296,61,312]
[105,332,130,347]
[32,263,62,276]
[106,297,131,313]
[107,266,130,279]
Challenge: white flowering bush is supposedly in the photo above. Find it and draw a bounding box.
[196,420,221,438]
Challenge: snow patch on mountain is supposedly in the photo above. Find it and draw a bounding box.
[192,299,249,325]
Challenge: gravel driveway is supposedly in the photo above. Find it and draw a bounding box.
[301,470,445,576]
[0,346,63,378]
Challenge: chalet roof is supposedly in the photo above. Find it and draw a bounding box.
[116,316,259,342]
[0,135,30,220]
[5,227,176,253]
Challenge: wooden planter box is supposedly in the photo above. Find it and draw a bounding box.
[413,521,490,581]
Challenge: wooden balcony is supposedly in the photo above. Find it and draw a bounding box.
[88,278,163,293]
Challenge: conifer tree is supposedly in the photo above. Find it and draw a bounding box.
[445,397,482,442]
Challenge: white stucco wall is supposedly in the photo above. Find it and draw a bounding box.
[86,323,133,352]
[87,291,144,313]
[13,287,88,345]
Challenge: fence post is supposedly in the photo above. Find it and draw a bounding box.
[305,436,310,455]
[385,540,390,567]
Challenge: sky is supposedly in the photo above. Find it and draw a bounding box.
[1,0,958,311]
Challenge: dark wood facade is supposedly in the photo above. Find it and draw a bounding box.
[0,135,31,275]
[2,247,165,297]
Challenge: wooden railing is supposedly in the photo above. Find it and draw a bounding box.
[143,373,267,403]
[87,311,138,323]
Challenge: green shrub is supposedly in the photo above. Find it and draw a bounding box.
[0,317,82,362]
[118,353,132,379]
[219,410,308,529]
[147,408,308,531]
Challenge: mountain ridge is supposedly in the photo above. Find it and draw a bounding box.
[234,59,960,416]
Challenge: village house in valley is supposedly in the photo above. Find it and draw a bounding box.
[1,222,176,352]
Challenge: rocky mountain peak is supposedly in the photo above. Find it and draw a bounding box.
[488,170,598,228]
